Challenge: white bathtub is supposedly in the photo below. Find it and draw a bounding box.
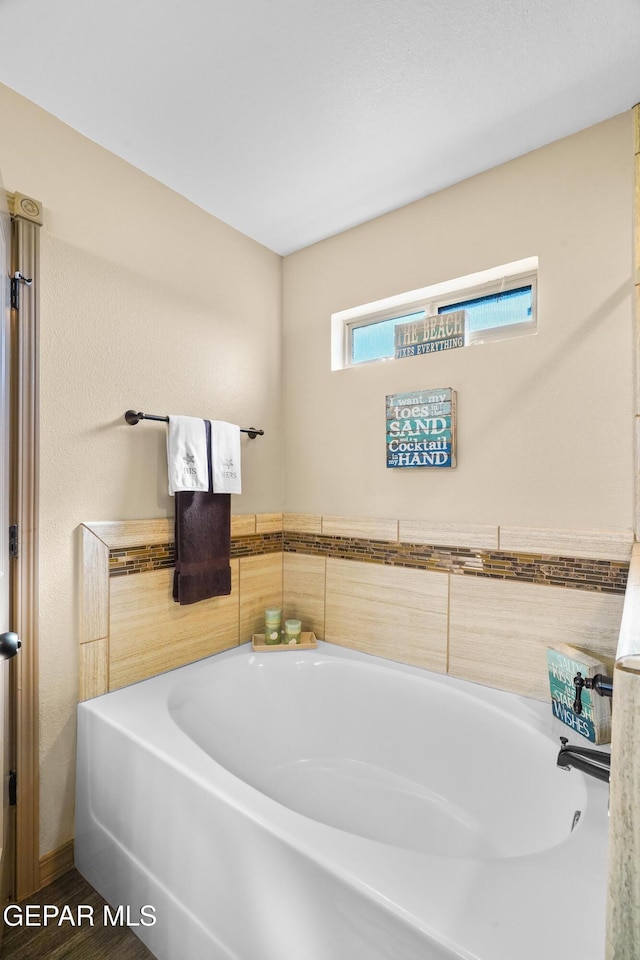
[75,641,609,960]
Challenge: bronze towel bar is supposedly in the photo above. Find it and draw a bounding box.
[124,410,264,439]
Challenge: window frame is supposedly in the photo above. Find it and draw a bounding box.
[340,265,538,368]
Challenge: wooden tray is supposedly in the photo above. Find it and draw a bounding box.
[252,632,317,652]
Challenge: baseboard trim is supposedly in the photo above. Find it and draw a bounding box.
[39,839,74,890]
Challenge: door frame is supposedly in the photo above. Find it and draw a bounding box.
[0,167,13,924]
[7,191,41,900]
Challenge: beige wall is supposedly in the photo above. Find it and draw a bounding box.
[0,83,283,856]
[282,112,635,531]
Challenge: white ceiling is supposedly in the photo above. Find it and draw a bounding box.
[0,0,639,255]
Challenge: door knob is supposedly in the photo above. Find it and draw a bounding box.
[0,632,21,660]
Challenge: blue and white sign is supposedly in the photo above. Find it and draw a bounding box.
[386,388,457,468]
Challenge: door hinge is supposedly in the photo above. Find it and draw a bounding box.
[10,272,32,311]
[9,771,16,806]
[9,524,18,559]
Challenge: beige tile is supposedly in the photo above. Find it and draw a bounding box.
[79,637,109,701]
[635,414,640,535]
[283,553,326,638]
[498,524,634,561]
[322,515,398,541]
[239,552,283,642]
[109,562,239,690]
[399,520,498,550]
[607,657,640,958]
[86,515,259,545]
[283,513,322,534]
[231,514,256,537]
[448,576,624,700]
[83,519,172,549]
[79,526,109,643]
[324,558,448,672]
[256,512,283,533]
[636,292,640,420]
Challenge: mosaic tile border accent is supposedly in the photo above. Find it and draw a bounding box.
[109,543,175,577]
[108,529,629,593]
[232,532,284,558]
[109,532,283,577]
[283,532,629,595]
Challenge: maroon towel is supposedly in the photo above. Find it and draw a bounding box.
[173,420,232,604]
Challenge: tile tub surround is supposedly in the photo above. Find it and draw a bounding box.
[282,517,628,701]
[80,515,629,703]
[79,516,284,699]
[606,541,640,959]
[109,531,283,576]
[101,516,632,591]
[283,531,629,594]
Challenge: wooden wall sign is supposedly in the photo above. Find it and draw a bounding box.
[394,311,465,359]
[386,388,456,468]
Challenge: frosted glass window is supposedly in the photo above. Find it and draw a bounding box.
[351,310,425,364]
[438,285,532,332]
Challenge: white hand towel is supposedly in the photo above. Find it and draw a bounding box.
[210,420,242,494]
[167,415,209,495]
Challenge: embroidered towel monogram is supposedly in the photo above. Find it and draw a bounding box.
[166,415,208,495]
[210,420,242,494]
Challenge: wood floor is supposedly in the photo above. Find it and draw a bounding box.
[1,869,156,959]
